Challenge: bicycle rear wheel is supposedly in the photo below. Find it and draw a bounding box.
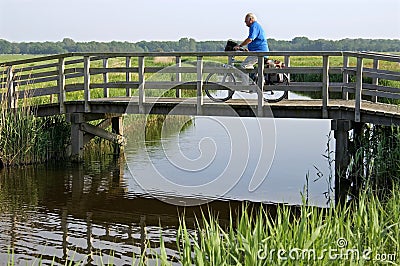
[263,74,289,103]
[205,73,235,102]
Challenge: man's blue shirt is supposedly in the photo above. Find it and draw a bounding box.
[247,21,269,52]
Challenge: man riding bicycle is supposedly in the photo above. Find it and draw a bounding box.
[234,13,269,73]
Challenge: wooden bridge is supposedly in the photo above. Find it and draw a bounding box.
[1,51,400,204]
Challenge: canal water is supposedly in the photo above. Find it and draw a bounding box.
[0,103,334,265]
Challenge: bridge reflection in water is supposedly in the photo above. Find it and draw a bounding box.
[0,157,298,265]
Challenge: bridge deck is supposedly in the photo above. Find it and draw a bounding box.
[37,97,400,126]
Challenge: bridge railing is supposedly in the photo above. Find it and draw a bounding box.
[1,51,399,120]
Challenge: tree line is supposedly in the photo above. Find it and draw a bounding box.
[0,37,399,54]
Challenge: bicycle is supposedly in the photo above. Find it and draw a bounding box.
[204,41,289,103]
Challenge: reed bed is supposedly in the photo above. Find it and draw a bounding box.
[159,187,399,265]
[0,91,69,167]
[349,124,400,199]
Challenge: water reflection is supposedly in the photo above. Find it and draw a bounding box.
[0,112,333,264]
[0,160,268,265]
[125,115,332,206]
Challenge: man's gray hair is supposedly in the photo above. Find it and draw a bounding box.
[246,13,257,21]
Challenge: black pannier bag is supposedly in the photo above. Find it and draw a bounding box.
[225,40,238,51]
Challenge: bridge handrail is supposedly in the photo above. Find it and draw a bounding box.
[1,51,399,122]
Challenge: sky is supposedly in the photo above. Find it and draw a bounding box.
[0,0,399,43]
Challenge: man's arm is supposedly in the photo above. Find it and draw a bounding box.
[234,38,252,50]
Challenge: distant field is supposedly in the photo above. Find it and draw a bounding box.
[0,54,42,63]
[2,53,399,70]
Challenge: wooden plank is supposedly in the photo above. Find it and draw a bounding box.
[65,83,84,92]
[89,67,139,74]
[204,67,241,74]
[344,68,357,75]
[276,67,323,74]
[138,56,145,113]
[16,87,59,98]
[362,90,400,100]
[126,56,131,97]
[353,52,400,63]
[65,68,84,74]
[13,70,58,81]
[14,76,59,86]
[65,58,85,66]
[355,57,363,122]
[145,66,197,74]
[83,118,112,145]
[176,56,182,98]
[13,62,58,73]
[363,84,400,94]
[197,56,203,115]
[65,73,84,79]
[363,69,400,81]
[103,58,109,98]
[322,55,329,118]
[58,58,66,113]
[90,82,140,89]
[80,122,125,145]
[342,55,349,100]
[257,56,265,116]
[64,55,106,66]
[84,56,91,112]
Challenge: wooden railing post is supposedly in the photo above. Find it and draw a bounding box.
[284,55,290,82]
[342,55,349,100]
[58,58,66,113]
[84,56,91,112]
[103,58,109,98]
[257,56,265,117]
[355,57,363,122]
[138,56,145,113]
[6,66,17,109]
[196,56,204,115]
[228,55,234,66]
[126,56,131,97]
[175,56,182,98]
[322,55,329,118]
[371,58,379,103]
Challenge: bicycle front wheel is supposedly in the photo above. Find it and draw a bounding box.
[263,74,289,103]
[205,73,235,102]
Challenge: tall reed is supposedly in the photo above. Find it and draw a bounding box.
[349,124,400,199]
[163,187,399,265]
[0,86,69,166]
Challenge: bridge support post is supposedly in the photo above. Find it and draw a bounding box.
[112,116,124,155]
[68,113,126,162]
[347,122,365,200]
[69,113,84,162]
[331,119,353,206]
